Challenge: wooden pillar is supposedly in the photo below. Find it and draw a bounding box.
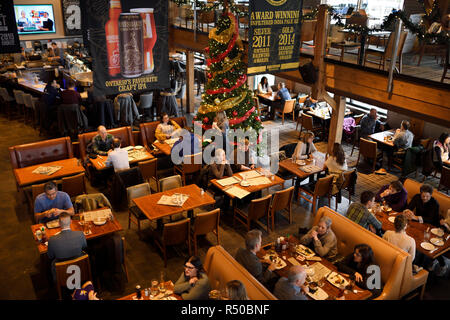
[327,95,346,155]
[186,50,195,114]
[311,5,329,101]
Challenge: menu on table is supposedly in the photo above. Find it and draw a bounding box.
[224,186,251,199]
[246,176,272,186]
[239,170,262,180]
[299,164,323,173]
[157,194,189,207]
[82,208,112,222]
[31,165,63,176]
[216,176,241,187]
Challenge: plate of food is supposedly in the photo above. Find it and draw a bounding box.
[430,238,444,247]
[296,160,306,166]
[134,145,144,150]
[46,220,60,229]
[327,272,349,288]
[93,218,107,226]
[431,228,444,237]
[382,206,392,213]
[264,254,287,270]
[296,244,316,258]
[306,286,328,300]
[420,242,436,251]
[388,216,396,223]
[240,180,250,187]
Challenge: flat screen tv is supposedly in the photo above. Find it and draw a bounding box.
[14,4,56,35]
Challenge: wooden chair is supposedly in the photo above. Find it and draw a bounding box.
[126,183,151,238]
[62,173,87,199]
[159,175,183,192]
[298,175,333,214]
[121,237,129,282]
[191,208,220,256]
[275,99,295,124]
[55,254,92,300]
[297,113,322,138]
[350,114,365,156]
[173,152,202,185]
[438,166,450,194]
[138,158,159,192]
[340,169,357,206]
[357,138,383,172]
[364,31,408,72]
[153,218,191,267]
[234,195,272,233]
[270,186,294,231]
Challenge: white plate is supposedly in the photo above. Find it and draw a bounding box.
[420,242,436,251]
[382,206,392,213]
[296,244,316,258]
[296,160,306,166]
[306,287,328,300]
[134,145,144,150]
[240,180,250,187]
[431,228,444,237]
[46,220,60,229]
[93,219,107,226]
[327,272,349,288]
[388,216,396,223]
[264,254,287,270]
[430,238,444,247]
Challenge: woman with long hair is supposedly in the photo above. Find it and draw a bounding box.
[257,76,272,94]
[292,131,317,161]
[174,256,211,300]
[324,143,348,194]
[432,132,449,171]
[155,112,182,142]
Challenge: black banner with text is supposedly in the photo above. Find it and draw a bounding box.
[0,0,20,54]
[62,0,82,36]
[80,0,168,96]
[247,0,302,75]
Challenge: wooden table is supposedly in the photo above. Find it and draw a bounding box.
[133,184,216,221]
[118,281,182,300]
[258,237,372,300]
[279,153,326,181]
[374,209,450,260]
[369,129,395,147]
[257,92,298,119]
[30,211,123,255]
[152,141,173,156]
[89,149,154,171]
[307,106,352,121]
[17,78,88,99]
[210,169,285,200]
[13,158,85,188]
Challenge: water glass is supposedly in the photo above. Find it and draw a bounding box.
[150,279,159,296]
[424,230,430,242]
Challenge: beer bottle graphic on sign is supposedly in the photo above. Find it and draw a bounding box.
[105,0,122,77]
[130,8,157,74]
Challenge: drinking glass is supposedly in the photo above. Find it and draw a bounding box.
[424,230,430,242]
[150,279,159,296]
[159,271,166,293]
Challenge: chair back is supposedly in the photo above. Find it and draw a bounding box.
[346,13,368,27]
[139,92,153,109]
[314,175,334,197]
[182,152,203,174]
[283,99,295,114]
[419,138,430,149]
[297,95,308,104]
[248,195,272,221]
[62,173,87,198]
[163,218,190,246]
[271,186,294,213]
[138,158,158,182]
[301,113,314,131]
[126,182,151,208]
[385,31,408,58]
[159,175,182,191]
[253,97,261,115]
[13,90,24,104]
[22,93,33,108]
[55,254,92,300]
[340,168,357,191]
[359,138,378,158]
[353,114,364,125]
[440,166,450,190]
[193,208,220,236]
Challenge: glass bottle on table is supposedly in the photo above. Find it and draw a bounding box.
[159,271,166,293]
[150,278,159,296]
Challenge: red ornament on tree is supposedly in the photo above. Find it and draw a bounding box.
[203,117,209,123]
[256,116,261,122]
[232,110,238,116]
[223,78,229,85]
[207,73,213,79]
[205,47,210,53]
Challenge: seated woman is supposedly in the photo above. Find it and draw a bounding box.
[337,244,382,298]
[257,76,273,95]
[225,280,249,300]
[432,132,449,172]
[174,256,211,300]
[300,216,337,260]
[209,148,233,180]
[324,143,348,194]
[292,131,317,161]
[155,112,182,142]
[382,214,415,261]
[375,180,408,212]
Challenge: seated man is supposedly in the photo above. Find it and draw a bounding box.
[171,127,200,160]
[360,108,384,139]
[91,125,114,156]
[105,138,130,172]
[403,183,440,226]
[276,82,291,102]
[300,216,338,260]
[47,212,87,280]
[393,120,414,151]
[34,181,74,223]
[231,139,256,172]
[346,191,382,234]
[273,265,308,300]
[235,229,278,289]
[375,180,408,212]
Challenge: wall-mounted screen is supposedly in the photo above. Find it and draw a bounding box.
[14,4,56,35]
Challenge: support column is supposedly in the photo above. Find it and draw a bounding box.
[186,50,195,114]
[327,95,346,155]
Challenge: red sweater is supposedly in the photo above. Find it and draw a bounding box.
[61,89,82,105]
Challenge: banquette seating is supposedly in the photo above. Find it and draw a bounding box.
[140,117,187,150]
[204,245,277,300]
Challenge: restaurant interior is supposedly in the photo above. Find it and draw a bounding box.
[0,0,449,302]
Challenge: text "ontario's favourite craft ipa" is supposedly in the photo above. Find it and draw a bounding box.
[105,0,122,77]
[130,8,157,74]
[118,13,144,78]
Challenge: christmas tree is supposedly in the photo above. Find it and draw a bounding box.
[194,11,262,139]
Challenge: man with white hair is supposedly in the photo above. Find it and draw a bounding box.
[273,265,308,300]
[47,212,87,280]
[300,216,338,259]
[91,125,115,156]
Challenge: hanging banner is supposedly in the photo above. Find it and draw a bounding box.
[0,0,20,53]
[247,0,302,75]
[61,0,82,36]
[81,0,168,96]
